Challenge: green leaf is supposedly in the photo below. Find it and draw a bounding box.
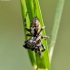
[20,0,37,69]
[33,0,50,70]
[49,0,65,63]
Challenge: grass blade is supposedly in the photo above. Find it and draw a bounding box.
[33,0,50,70]
[20,0,37,69]
[49,0,65,63]
[20,0,50,70]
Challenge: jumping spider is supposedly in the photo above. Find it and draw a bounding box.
[23,12,49,58]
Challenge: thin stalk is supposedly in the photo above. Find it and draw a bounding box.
[20,0,50,70]
[33,0,50,70]
[49,0,65,63]
[20,0,37,69]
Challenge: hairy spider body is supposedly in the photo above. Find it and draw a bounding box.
[23,36,46,58]
[23,12,49,58]
[30,17,41,36]
[25,16,41,37]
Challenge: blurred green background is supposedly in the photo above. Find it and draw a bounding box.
[0,0,70,70]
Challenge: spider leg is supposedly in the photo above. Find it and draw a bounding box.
[35,43,42,58]
[24,12,28,27]
[30,45,36,51]
[26,34,32,36]
[34,46,38,53]
[37,47,42,58]
[23,40,30,49]
[24,40,28,43]
[24,12,31,32]
[23,44,30,49]
[25,28,31,32]
[37,26,45,35]
[41,44,46,52]
[41,36,49,40]
[36,42,45,52]
[33,36,41,43]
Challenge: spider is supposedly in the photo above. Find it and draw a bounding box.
[23,12,49,58]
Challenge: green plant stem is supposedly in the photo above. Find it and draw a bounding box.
[20,0,50,70]
[20,0,37,69]
[49,0,65,63]
[33,0,50,70]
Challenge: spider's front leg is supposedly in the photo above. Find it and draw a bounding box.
[37,26,49,40]
[26,33,32,37]
[41,36,49,40]
[37,26,45,35]
[33,35,49,43]
[25,28,31,32]
[24,12,31,32]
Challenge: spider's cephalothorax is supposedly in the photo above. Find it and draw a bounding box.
[30,17,41,36]
[24,12,44,37]
[23,12,49,58]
